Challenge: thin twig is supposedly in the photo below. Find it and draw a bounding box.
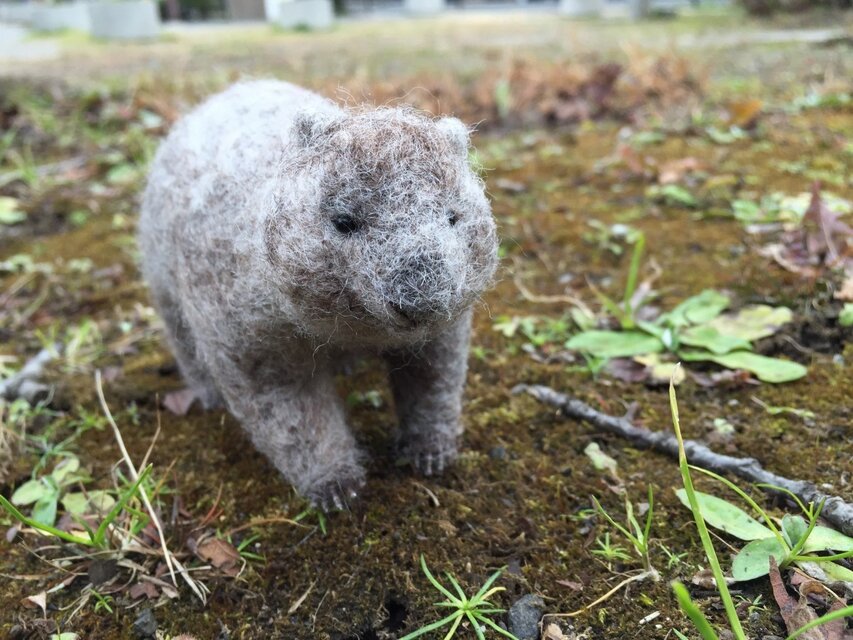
[95,370,207,603]
[514,384,853,536]
[512,271,595,317]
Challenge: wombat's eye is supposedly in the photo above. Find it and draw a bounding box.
[332,215,361,235]
[447,210,459,227]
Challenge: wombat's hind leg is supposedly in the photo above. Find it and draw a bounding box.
[155,293,223,410]
[385,311,472,476]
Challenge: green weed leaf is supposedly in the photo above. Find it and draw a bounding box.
[679,351,807,383]
[731,537,787,581]
[705,305,793,342]
[11,479,51,506]
[675,489,773,541]
[566,330,663,359]
[679,325,751,355]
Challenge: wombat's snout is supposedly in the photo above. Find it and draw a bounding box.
[387,253,453,326]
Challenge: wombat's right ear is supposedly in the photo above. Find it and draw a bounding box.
[437,117,471,157]
[292,111,342,147]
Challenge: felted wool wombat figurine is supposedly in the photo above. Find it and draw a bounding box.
[138,80,498,510]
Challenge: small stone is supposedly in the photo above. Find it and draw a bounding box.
[507,594,544,640]
[133,608,157,639]
[489,446,507,461]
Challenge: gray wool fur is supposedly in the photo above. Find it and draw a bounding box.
[138,80,498,510]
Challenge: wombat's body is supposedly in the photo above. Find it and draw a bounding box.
[138,80,498,508]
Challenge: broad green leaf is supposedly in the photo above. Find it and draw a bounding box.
[61,492,89,516]
[565,330,663,359]
[732,537,787,581]
[584,442,618,475]
[782,514,808,548]
[87,490,116,514]
[51,456,81,485]
[803,526,853,553]
[665,290,730,328]
[11,479,51,506]
[675,489,773,540]
[679,351,807,383]
[840,303,853,328]
[32,494,58,527]
[679,325,751,355]
[634,353,685,385]
[0,196,26,225]
[816,561,853,583]
[705,305,793,342]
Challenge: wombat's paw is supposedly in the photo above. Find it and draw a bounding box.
[403,441,459,476]
[307,475,366,513]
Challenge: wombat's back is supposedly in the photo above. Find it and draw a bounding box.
[138,80,339,292]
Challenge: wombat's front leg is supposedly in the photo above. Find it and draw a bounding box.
[384,310,473,475]
[208,349,366,510]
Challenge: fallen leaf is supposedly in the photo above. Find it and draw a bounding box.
[163,388,199,416]
[584,442,618,476]
[22,591,47,616]
[726,98,763,128]
[194,537,242,577]
[129,582,160,600]
[658,157,704,185]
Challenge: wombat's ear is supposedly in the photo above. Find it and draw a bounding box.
[437,117,471,157]
[292,110,342,147]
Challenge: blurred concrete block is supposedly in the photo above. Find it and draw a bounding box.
[0,3,38,25]
[88,0,160,39]
[275,0,333,29]
[32,2,92,33]
[404,0,444,16]
[558,0,601,17]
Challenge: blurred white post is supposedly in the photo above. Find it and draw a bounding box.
[558,0,601,17]
[88,0,161,39]
[629,0,651,18]
[404,0,445,16]
[275,0,334,29]
[32,2,93,33]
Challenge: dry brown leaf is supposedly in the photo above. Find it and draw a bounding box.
[658,157,704,185]
[22,591,47,616]
[129,581,160,600]
[194,537,242,577]
[163,388,198,416]
[727,99,763,128]
[834,274,853,301]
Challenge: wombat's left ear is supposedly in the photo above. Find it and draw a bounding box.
[437,117,471,157]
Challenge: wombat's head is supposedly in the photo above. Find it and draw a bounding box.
[268,106,498,346]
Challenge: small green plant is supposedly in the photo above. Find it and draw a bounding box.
[591,486,657,577]
[0,465,152,549]
[588,231,647,330]
[668,372,853,640]
[591,531,632,565]
[399,555,519,640]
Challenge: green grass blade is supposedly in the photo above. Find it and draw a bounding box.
[793,549,853,563]
[670,376,746,640]
[592,495,641,548]
[445,571,468,603]
[467,611,486,640]
[622,232,645,319]
[441,612,463,640]
[398,611,462,640]
[643,485,654,548]
[419,555,462,606]
[0,495,94,546]
[672,581,721,640]
[93,464,152,547]
[474,612,522,640]
[785,605,853,640]
[471,568,505,603]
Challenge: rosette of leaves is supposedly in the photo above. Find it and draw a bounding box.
[10,454,114,527]
[565,289,807,384]
[676,487,853,584]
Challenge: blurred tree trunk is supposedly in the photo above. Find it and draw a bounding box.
[629,0,651,18]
